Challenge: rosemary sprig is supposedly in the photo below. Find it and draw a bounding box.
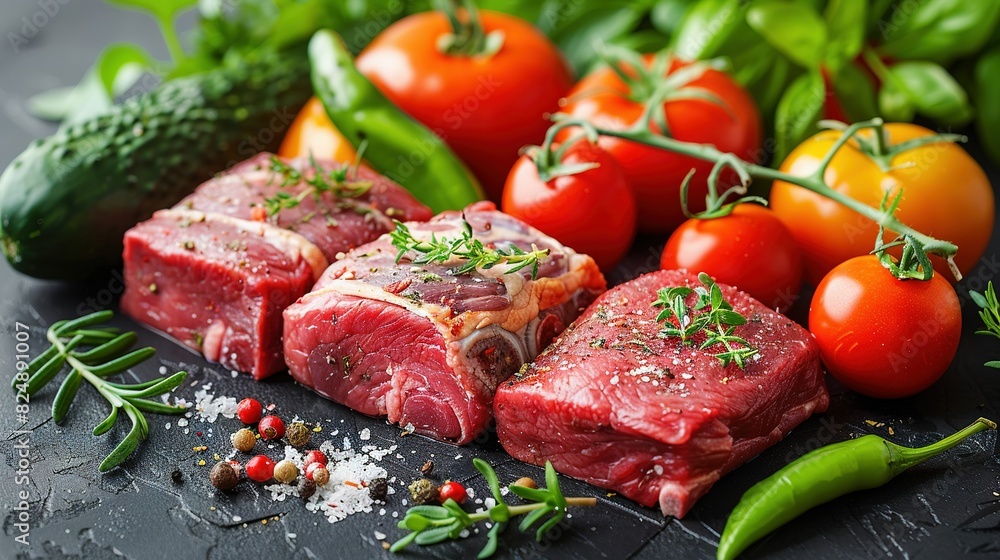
[389,219,550,280]
[391,459,596,558]
[970,281,1000,368]
[263,152,372,216]
[11,311,188,472]
[652,272,758,368]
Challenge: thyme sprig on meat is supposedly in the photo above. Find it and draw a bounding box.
[652,272,758,368]
[11,311,187,472]
[391,458,596,558]
[389,219,549,279]
[263,152,372,216]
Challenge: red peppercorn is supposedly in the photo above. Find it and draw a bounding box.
[304,450,328,468]
[304,461,326,481]
[245,455,275,482]
[237,398,263,425]
[438,481,467,504]
[258,416,286,440]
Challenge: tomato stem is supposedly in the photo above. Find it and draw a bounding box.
[550,114,962,281]
[435,0,505,57]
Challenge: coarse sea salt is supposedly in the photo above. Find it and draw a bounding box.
[263,440,392,524]
[189,383,238,423]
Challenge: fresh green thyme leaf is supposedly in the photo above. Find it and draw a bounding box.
[652,273,758,368]
[388,220,549,280]
[264,156,374,217]
[971,281,1000,368]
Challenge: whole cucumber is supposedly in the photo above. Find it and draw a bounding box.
[0,53,311,280]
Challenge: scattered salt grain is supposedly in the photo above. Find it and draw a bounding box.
[374,531,386,540]
[609,375,619,385]
[359,428,371,441]
[191,383,238,423]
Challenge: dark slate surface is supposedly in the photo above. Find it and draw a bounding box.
[1,3,999,559]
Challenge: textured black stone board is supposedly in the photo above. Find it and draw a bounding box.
[1,2,1000,559]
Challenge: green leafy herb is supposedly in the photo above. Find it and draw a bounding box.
[10,311,188,472]
[389,220,549,280]
[263,154,372,217]
[652,272,758,368]
[391,458,596,558]
[970,282,1000,368]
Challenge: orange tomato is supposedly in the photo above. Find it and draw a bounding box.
[770,123,994,285]
[278,97,357,163]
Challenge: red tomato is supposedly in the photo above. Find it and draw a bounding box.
[809,256,961,399]
[770,123,994,285]
[502,141,636,271]
[357,10,572,202]
[660,204,803,311]
[559,55,762,233]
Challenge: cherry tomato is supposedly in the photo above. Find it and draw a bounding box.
[770,123,994,285]
[660,204,803,311]
[559,55,762,234]
[809,256,961,399]
[502,141,636,271]
[356,10,572,202]
[438,481,467,504]
[279,97,358,163]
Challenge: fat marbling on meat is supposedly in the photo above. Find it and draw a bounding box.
[282,202,606,444]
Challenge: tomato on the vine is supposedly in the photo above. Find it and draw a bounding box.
[356,9,572,202]
[660,204,803,311]
[279,97,357,163]
[770,123,994,285]
[809,256,961,399]
[559,54,762,233]
[502,141,635,271]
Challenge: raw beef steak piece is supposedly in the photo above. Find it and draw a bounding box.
[121,209,328,379]
[494,269,828,518]
[282,202,606,444]
[177,153,433,260]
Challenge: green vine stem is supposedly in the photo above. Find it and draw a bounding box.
[550,114,962,281]
[435,0,505,57]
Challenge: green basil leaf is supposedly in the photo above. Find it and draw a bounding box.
[651,0,694,36]
[672,0,743,60]
[831,62,878,122]
[548,4,646,75]
[774,70,825,163]
[746,0,827,69]
[886,61,973,126]
[744,47,791,120]
[609,30,673,53]
[878,76,915,122]
[106,0,197,23]
[975,48,1000,163]
[823,0,866,71]
[878,0,1000,64]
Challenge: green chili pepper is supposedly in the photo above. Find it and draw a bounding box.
[308,30,484,213]
[717,417,997,560]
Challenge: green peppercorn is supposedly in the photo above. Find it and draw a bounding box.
[286,422,311,447]
[408,478,439,505]
[298,477,317,499]
[209,461,238,490]
[231,428,256,452]
[273,460,299,484]
[368,477,388,502]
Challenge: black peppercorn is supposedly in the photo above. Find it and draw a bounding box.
[368,477,388,501]
[298,477,317,500]
[408,478,439,505]
[209,461,239,491]
[171,469,183,484]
